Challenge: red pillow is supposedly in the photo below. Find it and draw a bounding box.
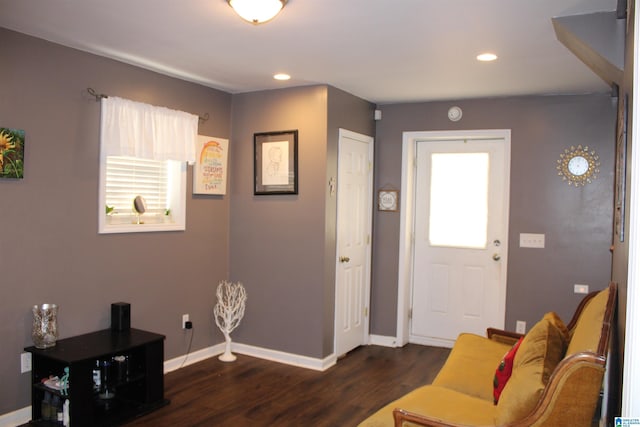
[493,337,524,404]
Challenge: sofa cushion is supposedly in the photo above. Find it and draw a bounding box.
[566,287,609,356]
[495,312,569,424]
[432,333,512,402]
[357,385,498,427]
[493,336,523,404]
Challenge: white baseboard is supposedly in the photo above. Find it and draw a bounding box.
[0,406,30,427]
[2,341,338,425]
[165,341,336,372]
[232,342,337,371]
[409,335,454,349]
[369,334,401,347]
[164,342,225,373]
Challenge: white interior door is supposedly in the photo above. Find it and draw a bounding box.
[335,129,373,357]
[410,137,509,348]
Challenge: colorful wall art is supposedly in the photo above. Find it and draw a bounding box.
[0,127,25,179]
[193,135,229,195]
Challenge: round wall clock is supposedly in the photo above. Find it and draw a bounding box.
[556,145,600,187]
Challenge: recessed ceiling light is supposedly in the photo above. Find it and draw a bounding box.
[273,73,291,81]
[477,53,498,62]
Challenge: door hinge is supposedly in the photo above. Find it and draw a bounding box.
[408,308,413,319]
[364,307,368,317]
[367,234,371,245]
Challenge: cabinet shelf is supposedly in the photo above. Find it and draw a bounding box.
[23,328,168,427]
[33,383,67,398]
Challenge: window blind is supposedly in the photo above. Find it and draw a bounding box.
[105,156,169,216]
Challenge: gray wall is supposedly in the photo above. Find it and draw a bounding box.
[326,86,377,353]
[0,29,231,414]
[371,94,616,336]
[228,86,329,358]
[228,85,375,359]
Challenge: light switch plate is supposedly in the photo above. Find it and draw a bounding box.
[520,233,545,248]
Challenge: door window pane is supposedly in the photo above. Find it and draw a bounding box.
[429,153,489,248]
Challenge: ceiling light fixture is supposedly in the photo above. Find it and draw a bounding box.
[477,53,498,62]
[227,0,287,25]
[273,73,291,81]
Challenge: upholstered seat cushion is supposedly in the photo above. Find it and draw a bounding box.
[432,333,512,402]
[358,385,498,427]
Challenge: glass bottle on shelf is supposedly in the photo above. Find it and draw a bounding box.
[92,360,101,392]
[99,359,115,400]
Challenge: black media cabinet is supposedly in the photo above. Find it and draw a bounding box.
[24,328,168,426]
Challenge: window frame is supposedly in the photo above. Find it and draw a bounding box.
[98,154,187,234]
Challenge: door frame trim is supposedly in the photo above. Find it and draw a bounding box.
[396,129,511,346]
[334,128,374,356]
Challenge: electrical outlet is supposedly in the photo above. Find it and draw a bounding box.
[21,352,32,373]
[516,320,527,334]
[574,284,589,294]
[182,314,189,329]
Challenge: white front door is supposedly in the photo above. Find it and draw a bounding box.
[409,136,509,347]
[335,129,373,357]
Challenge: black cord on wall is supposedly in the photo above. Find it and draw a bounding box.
[179,322,194,369]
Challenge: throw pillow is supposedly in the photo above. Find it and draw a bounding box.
[495,312,569,424]
[493,337,524,404]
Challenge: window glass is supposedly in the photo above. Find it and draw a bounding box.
[428,152,489,248]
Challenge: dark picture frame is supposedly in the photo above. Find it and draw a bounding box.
[254,130,298,195]
[615,94,628,242]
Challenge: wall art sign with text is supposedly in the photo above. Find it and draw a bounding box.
[193,135,229,195]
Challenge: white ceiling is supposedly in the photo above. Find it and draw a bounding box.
[0,0,618,104]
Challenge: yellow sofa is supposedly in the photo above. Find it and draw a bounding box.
[358,282,616,427]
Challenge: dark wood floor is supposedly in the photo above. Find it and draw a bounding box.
[124,344,450,427]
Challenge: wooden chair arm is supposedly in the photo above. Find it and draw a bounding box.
[393,408,473,427]
[486,328,523,345]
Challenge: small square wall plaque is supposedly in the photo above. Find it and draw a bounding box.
[378,189,398,211]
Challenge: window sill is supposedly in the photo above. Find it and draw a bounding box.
[99,216,185,234]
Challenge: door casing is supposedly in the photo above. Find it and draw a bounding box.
[396,129,511,346]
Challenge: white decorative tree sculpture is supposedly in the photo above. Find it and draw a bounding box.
[214,280,247,362]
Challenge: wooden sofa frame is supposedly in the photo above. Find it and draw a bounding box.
[392,281,617,427]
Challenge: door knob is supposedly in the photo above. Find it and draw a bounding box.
[492,253,501,261]
[339,256,350,263]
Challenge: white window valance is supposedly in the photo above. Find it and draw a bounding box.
[100,96,198,163]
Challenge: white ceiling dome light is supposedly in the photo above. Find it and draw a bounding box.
[227,0,287,25]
